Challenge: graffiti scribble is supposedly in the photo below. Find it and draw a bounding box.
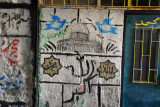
[77,86,84,92]
[74,86,85,105]
[0,12,30,30]
[44,14,67,30]
[0,39,20,63]
[75,96,85,105]
[0,75,23,91]
[96,18,118,34]
[0,76,5,81]
[8,39,20,63]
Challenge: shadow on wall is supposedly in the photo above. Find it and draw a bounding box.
[44,0,97,5]
[43,0,160,7]
[0,101,26,107]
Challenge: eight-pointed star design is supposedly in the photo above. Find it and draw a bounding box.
[41,56,62,77]
[97,60,118,80]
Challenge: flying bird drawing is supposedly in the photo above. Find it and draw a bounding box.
[44,14,67,30]
[96,18,118,34]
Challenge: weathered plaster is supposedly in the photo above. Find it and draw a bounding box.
[0,8,33,106]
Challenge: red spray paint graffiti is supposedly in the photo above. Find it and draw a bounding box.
[0,39,20,63]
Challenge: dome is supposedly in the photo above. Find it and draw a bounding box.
[70,24,89,34]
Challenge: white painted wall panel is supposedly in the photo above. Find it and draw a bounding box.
[39,8,125,107]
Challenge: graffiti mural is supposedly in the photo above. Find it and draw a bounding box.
[39,8,123,107]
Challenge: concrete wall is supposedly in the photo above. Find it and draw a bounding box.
[39,8,125,107]
[0,8,33,106]
[0,1,37,106]
[0,0,31,4]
